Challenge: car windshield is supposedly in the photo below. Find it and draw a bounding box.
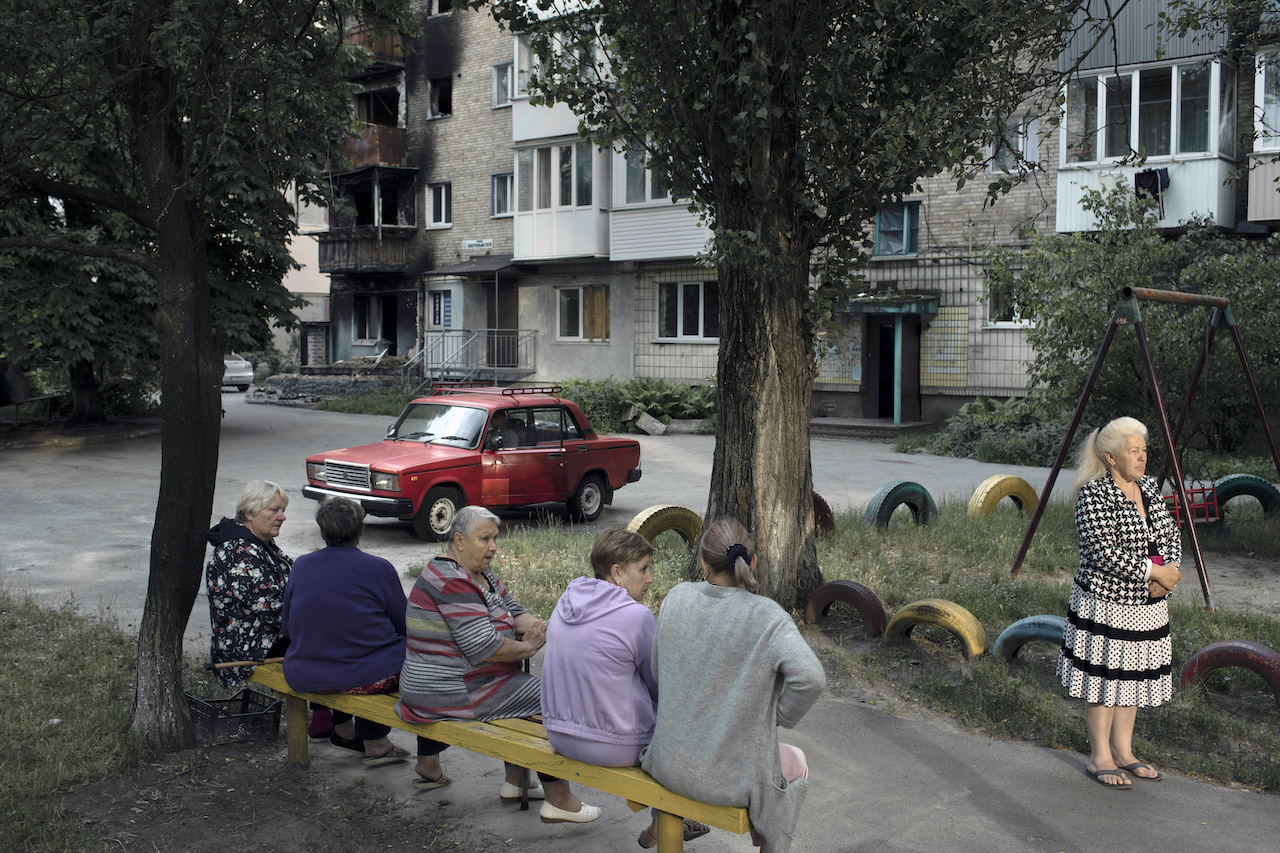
[390,402,487,448]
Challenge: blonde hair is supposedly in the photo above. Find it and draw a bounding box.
[1071,416,1149,502]
[698,517,758,591]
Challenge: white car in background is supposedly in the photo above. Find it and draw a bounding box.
[222,354,254,392]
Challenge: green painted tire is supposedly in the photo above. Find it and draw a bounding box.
[1212,474,1280,519]
[865,481,937,528]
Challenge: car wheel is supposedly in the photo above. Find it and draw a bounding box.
[413,486,466,542]
[568,474,605,522]
[237,384,250,392]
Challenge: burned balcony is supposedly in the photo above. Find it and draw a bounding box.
[318,227,414,273]
[344,124,407,170]
[347,27,405,75]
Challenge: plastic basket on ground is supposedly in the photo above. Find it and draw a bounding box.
[186,688,282,745]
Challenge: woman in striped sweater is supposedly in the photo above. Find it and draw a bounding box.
[397,505,599,824]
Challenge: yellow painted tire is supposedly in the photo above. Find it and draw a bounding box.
[626,504,704,547]
[883,598,988,659]
[967,475,1039,518]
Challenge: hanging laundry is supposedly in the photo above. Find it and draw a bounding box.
[1134,168,1170,219]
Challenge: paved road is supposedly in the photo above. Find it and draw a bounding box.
[3,393,1278,851]
[0,391,1070,648]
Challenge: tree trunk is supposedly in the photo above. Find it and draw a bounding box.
[702,243,824,610]
[127,22,224,750]
[66,358,108,427]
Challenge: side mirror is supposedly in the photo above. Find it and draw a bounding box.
[487,435,503,451]
[386,424,396,438]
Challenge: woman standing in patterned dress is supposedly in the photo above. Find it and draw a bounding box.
[1057,417,1183,789]
[205,480,293,688]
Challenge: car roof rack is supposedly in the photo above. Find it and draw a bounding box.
[428,383,563,397]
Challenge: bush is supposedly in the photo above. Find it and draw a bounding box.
[557,377,716,433]
[559,377,626,434]
[924,396,1075,468]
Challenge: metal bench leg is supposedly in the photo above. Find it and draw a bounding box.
[285,695,310,768]
[656,810,684,853]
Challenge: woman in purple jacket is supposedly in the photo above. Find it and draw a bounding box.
[282,497,441,785]
[542,529,709,848]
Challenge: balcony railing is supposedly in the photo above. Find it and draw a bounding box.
[346,27,404,69]
[318,227,414,273]
[344,124,407,170]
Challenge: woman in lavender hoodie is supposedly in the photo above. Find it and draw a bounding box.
[541,529,709,848]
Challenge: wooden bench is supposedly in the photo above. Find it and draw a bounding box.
[3,393,63,426]
[248,664,749,853]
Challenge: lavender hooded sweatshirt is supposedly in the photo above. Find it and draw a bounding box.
[541,576,658,746]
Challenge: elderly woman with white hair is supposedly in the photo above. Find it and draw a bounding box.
[398,505,599,823]
[1057,416,1184,789]
[205,479,293,688]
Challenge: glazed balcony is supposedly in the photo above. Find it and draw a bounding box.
[343,124,407,170]
[318,227,414,274]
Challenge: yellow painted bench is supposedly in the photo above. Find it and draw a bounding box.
[248,664,749,853]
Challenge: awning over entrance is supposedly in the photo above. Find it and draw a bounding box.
[424,254,529,278]
[840,292,940,315]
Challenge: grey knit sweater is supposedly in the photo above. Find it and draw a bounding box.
[642,581,827,853]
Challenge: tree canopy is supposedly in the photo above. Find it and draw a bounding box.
[988,188,1280,462]
[486,0,1094,605]
[0,0,412,749]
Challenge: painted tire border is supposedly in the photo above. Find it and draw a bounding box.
[991,614,1066,662]
[1212,474,1280,519]
[882,598,987,659]
[968,475,1039,519]
[865,481,938,528]
[1179,638,1280,709]
[803,580,887,638]
[626,504,704,547]
[813,491,836,536]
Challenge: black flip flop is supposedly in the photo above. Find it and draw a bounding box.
[1088,767,1132,790]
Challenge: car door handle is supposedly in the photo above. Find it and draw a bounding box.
[576,445,587,451]
[548,453,563,459]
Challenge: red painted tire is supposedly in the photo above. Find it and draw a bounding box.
[804,580,886,638]
[813,491,836,536]
[1179,639,1280,709]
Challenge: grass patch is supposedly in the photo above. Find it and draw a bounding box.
[313,387,414,417]
[0,589,141,852]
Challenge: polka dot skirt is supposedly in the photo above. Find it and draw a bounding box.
[1057,582,1173,708]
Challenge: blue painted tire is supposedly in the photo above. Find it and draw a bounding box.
[992,614,1066,662]
[865,481,937,528]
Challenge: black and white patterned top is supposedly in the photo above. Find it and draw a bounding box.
[1074,475,1181,606]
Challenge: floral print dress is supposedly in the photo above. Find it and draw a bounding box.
[205,518,294,688]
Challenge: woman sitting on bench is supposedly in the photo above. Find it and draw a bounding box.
[643,518,826,853]
[542,529,710,848]
[398,505,600,823]
[281,497,434,773]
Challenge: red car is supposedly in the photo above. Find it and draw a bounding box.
[302,385,642,540]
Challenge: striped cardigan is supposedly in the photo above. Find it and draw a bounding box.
[397,556,540,723]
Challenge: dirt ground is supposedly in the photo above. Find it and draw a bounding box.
[71,740,507,853]
[66,553,1280,853]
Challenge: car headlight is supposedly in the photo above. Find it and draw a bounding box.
[307,462,327,482]
[371,471,400,492]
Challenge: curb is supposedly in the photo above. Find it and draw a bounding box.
[1,424,162,450]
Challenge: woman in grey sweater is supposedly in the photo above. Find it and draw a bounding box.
[642,518,826,853]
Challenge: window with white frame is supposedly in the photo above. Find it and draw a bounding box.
[623,146,684,204]
[989,115,1039,173]
[516,36,534,97]
[657,281,719,340]
[429,183,452,227]
[492,173,514,217]
[1063,61,1235,163]
[493,63,513,107]
[875,202,920,256]
[428,76,453,118]
[986,273,1031,327]
[515,142,593,211]
[557,285,610,341]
